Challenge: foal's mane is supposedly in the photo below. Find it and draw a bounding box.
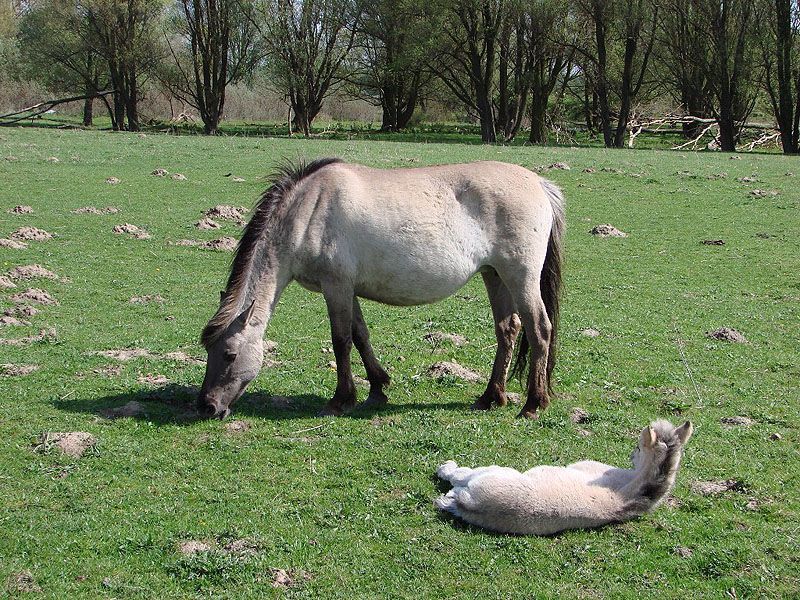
[201,157,343,348]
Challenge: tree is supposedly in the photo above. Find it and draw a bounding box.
[163,0,261,134]
[257,0,361,136]
[433,0,506,142]
[762,0,799,153]
[88,0,164,131]
[350,0,436,131]
[16,0,109,126]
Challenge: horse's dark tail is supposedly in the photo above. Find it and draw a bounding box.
[509,178,565,393]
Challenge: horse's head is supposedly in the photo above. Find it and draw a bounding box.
[198,299,264,418]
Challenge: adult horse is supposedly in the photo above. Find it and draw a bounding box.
[198,158,565,419]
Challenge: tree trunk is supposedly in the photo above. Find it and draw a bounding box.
[529,96,547,144]
[774,0,798,153]
[613,35,637,148]
[593,3,613,147]
[718,100,737,151]
[477,89,496,143]
[381,84,398,131]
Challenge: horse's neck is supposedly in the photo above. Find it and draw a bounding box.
[618,459,662,499]
[243,249,291,334]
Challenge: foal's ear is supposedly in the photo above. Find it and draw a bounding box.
[640,426,657,449]
[675,421,693,445]
[237,299,256,325]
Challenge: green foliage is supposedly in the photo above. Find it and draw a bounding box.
[0,128,798,597]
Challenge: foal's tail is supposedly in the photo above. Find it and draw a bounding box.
[510,178,565,393]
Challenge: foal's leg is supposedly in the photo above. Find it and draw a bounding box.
[501,272,552,419]
[319,285,358,416]
[351,297,391,408]
[472,269,521,410]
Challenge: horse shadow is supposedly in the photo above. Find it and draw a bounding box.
[52,383,470,426]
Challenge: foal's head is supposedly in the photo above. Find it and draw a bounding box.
[631,420,693,472]
[198,298,264,418]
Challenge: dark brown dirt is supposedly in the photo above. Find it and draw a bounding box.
[427,361,482,383]
[701,239,725,246]
[113,224,150,239]
[204,205,248,223]
[590,224,628,237]
[10,288,59,305]
[152,168,169,177]
[9,205,33,214]
[7,264,59,280]
[0,316,31,327]
[547,162,570,170]
[721,416,755,427]
[4,304,39,317]
[10,227,53,241]
[35,431,97,458]
[0,238,28,249]
[195,217,220,230]
[202,237,237,251]
[570,407,590,424]
[706,327,747,343]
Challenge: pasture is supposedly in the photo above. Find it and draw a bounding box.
[0,127,798,598]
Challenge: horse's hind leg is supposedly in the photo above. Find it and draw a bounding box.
[351,296,390,408]
[502,272,552,419]
[472,269,521,411]
[319,284,358,416]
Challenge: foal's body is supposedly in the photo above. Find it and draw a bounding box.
[199,159,564,419]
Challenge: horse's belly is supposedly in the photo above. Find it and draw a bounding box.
[354,259,478,306]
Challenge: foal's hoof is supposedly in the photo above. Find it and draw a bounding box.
[516,409,540,420]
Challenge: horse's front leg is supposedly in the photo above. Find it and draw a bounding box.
[351,297,390,409]
[319,285,357,416]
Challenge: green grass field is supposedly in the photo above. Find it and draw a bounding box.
[0,127,798,598]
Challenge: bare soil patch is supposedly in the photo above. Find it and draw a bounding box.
[0,328,57,346]
[171,173,187,181]
[4,304,39,317]
[581,328,601,337]
[750,189,779,198]
[427,361,482,383]
[72,206,119,215]
[94,348,152,361]
[690,479,746,496]
[10,288,59,305]
[35,431,97,458]
[547,162,570,170]
[178,540,213,555]
[92,364,123,377]
[0,275,15,289]
[10,227,53,241]
[204,205,248,223]
[701,239,725,246]
[570,407,590,424]
[590,224,628,237]
[225,420,251,434]
[164,351,204,365]
[202,237,237,251]
[130,294,164,304]
[151,168,168,177]
[195,217,220,230]
[7,264,59,280]
[706,327,747,343]
[173,239,199,246]
[6,571,41,593]
[0,238,28,249]
[9,205,33,214]
[0,363,39,376]
[113,224,151,239]
[0,316,31,327]
[423,331,468,347]
[137,373,170,386]
[100,401,146,419]
[721,416,755,427]
[105,176,121,185]
[270,568,312,590]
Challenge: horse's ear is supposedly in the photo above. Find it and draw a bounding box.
[640,426,657,449]
[237,299,256,325]
[675,421,693,445]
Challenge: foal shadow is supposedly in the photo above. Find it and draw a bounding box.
[53,384,468,426]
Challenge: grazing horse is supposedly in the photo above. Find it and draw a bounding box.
[198,158,565,419]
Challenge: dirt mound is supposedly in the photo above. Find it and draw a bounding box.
[130,294,164,304]
[721,416,755,427]
[231,176,246,182]
[0,328,57,346]
[100,401,146,419]
[152,168,169,177]
[195,217,220,230]
[270,568,312,589]
[701,239,725,245]
[0,238,28,249]
[736,175,757,183]
[423,332,468,347]
[113,224,151,239]
[204,205,248,223]
[164,351,204,365]
[94,348,152,361]
[179,540,213,555]
[202,237,237,251]
[750,189,779,198]
[581,328,601,337]
[706,327,747,343]
[5,305,39,317]
[92,364,122,377]
[690,479,745,496]
[570,407,590,424]
[590,224,627,237]
[10,288,59,305]
[7,264,59,280]
[35,431,97,458]
[0,316,31,327]
[547,162,571,170]
[0,363,38,376]
[72,206,119,215]
[427,361,482,383]
[105,176,121,185]
[171,173,187,181]
[138,373,170,386]
[0,275,15,289]
[173,239,199,246]
[9,205,33,214]
[225,420,250,434]
[10,227,53,241]
[6,571,41,593]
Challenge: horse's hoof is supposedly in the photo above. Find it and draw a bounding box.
[359,392,388,410]
[470,399,492,411]
[516,409,540,420]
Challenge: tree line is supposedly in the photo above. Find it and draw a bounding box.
[2,0,799,153]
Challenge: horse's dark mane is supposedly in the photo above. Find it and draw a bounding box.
[201,157,343,348]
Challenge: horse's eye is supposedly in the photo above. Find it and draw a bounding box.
[223,351,237,363]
